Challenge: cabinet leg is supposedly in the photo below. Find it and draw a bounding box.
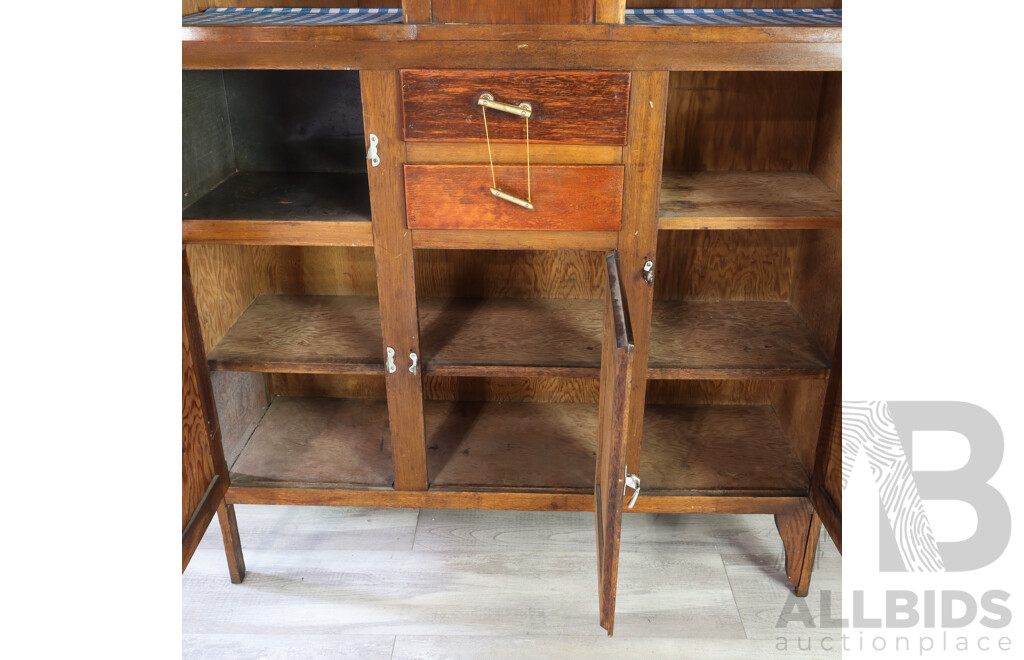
[216,501,246,584]
[774,502,821,597]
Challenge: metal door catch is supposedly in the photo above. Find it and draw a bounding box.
[624,469,641,509]
[409,352,419,375]
[642,260,655,285]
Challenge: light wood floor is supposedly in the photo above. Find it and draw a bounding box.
[183,506,841,659]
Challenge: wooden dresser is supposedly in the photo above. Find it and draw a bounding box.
[182,1,842,635]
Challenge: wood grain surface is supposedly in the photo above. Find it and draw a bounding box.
[663,72,824,172]
[418,297,602,377]
[659,171,841,230]
[653,229,799,302]
[640,405,808,495]
[648,301,830,379]
[362,70,429,492]
[207,295,384,374]
[425,401,598,489]
[595,252,635,635]
[182,252,230,572]
[230,397,393,486]
[405,165,623,231]
[415,249,604,299]
[430,0,596,24]
[401,70,629,145]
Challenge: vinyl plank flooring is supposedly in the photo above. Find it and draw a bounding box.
[182,634,395,660]
[183,547,742,638]
[196,505,419,553]
[392,635,828,660]
[183,506,840,652]
[723,551,842,642]
[413,509,720,553]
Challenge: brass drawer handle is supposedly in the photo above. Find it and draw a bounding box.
[478,93,533,210]
[477,93,532,118]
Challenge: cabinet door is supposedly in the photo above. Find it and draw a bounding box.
[182,250,231,571]
[594,251,636,635]
[810,325,842,552]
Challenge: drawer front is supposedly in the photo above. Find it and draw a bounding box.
[405,164,623,231]
[401,70,631,146]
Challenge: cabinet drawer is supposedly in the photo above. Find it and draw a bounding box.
[405,164,623,231]
[401,70,631,146]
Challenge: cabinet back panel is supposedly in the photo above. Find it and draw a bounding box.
[654,230,800,302]
[186,245,379,353]
[222,70,366,173]
[663,72,824,173]
[415,250,605,299]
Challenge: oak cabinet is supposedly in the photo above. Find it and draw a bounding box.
[182,3,842,635]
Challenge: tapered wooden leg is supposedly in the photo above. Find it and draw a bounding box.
[217,501,245,584]
[774,502,821,597]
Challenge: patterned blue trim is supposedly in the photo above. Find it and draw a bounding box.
[624,8,841,26]
[182,8,404,26]
[182,7,841,28]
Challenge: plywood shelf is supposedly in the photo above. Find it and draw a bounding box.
[182,171,373,246]
[659,171,841,230]
[421,297,828,379]
[641,405,808,496]
[207,295,828,379]
[421,401,808,497]
[419,298,603,378]
[207,295,384,375]
[229,396,393,487]
[425,401,598,491]
[648,301,830,379]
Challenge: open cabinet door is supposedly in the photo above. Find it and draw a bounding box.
[810,325,842,552]
[595,251,636,635]
[182,250,231,571]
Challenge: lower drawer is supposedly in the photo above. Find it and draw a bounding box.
[404,164,623,231]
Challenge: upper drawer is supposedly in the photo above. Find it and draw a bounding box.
[401,70,631,146]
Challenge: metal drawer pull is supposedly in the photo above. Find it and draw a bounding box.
[478,93,533,118]
[490,187,534,210]
[478,93,533,211]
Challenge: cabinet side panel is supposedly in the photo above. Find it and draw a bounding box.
[811,71,842,194]
[185,244,260,354]
[772,378,827,480]
[212,371,269,467]
[791,228,841,356]
[183,71,234,208]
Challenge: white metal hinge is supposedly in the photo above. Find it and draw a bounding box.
[366,134,380,167]
[385,346,396,373]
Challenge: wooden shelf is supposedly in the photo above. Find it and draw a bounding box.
[659,171,841,230]
[648,301,830,379]
[230,397,393,487]
[419,298,602,378]
[641,405,808,496]
[425,401,597,490]
[422,401,807,497]
[421,297,828,379]
[206,295,827,379]
[182,171,373,246]
[207,295,383,375]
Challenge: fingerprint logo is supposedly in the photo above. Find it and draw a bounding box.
[843,401,945,571]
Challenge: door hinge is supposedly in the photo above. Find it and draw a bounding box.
[385,346,396,373]
[366,134,380,167]
[624,467,641,509]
